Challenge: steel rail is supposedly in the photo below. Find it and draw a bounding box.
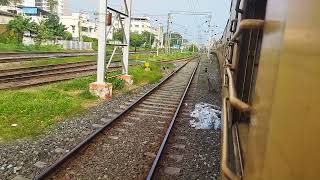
[0,53,96,63]
[0,66,97,83]
[0,51,158,63]
[0,51,94,56]
[0,69,121,91]
[33,57,195,180]
[146,59,199,180]
[0,57,193,90]
[0,61,96,76]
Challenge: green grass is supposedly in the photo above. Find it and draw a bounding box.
[0,43,66,53]
[0,88,84,140]
[0,56,97,70]
[26,56,97,67]
[130,62,174,84]
[0,55,178,141]
[1,51,193,70]
[131,51,193,62]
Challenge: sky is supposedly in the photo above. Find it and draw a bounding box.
[68,0,230,44]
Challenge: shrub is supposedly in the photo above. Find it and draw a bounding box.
[109,78,125,90]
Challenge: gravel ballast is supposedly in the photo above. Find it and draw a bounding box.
[46,60,198,179]
[153,55,222,179]
[0,61,186,180]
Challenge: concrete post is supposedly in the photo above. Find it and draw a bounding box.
[89,0,113,99]
[96,0,107,83]
[122,0,132,75]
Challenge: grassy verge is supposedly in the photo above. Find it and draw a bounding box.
[0,43,65,53]
[0,62,174,141]
[1,51,194,70]
[131,51,193,62]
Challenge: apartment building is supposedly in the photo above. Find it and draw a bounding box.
[35,0,64,16]
[0,0,64,16]
[60,12,113,40]
[113,16,157,34]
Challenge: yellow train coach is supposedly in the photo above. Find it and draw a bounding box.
[213,0,320,179]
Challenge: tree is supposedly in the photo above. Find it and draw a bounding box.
[44,14,66,40]
[113,30,123,42]
[170,32,183,46]
[189,44,198,52]
[47,0,58,13]
[130,33,145,51]
[62,31,73,40]
[141,31,155,49]
[163,32,183,48]
[35,20,52,45]
[34,15,66,44]
[8,16,35,42]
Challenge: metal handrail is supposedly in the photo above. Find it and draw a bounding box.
[222,98,241,180]
[226,66,251,112]
[231,19,265,42]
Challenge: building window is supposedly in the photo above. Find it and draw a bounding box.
[71,25,75,33]
[82,27,89,32]
[135,25,139,28]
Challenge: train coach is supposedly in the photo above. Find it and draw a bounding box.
[213,0,320,179]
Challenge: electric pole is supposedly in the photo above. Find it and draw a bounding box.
[96,0,107,83]
[156,25,161,56]
[122,0,132,75]
[181,36,184,53]
[166,13,171,54]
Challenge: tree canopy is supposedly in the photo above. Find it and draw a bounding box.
[8,16,35,40]
[141,31,155,48]
[130,33,145,51]
[47,0,58,13]
[7,15,67,44]
[113,30,123,42]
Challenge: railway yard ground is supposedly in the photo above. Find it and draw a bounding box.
[0,54,222,179]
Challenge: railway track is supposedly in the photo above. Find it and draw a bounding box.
[148,56,222,179]
[0,52,96,64]
[0,51,157,63]
[0,57,192,90]
[0,61,140,90]
[33,57,199,179]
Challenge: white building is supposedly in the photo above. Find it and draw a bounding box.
[35,0,64,16]
[0,10,15,25]
[24,0,36,6]
[114,16,157,35]
[0,0,64,16]
[60,13,113,40]
[131,17,152,34]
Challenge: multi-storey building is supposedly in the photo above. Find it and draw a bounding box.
[113,16,157,34]
[60,12,113,40]
[0,0,64,16]
[35,0,64,16]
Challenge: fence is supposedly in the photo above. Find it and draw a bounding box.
[23,36,93,50]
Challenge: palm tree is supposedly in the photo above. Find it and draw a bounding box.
[47,0,58,14]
